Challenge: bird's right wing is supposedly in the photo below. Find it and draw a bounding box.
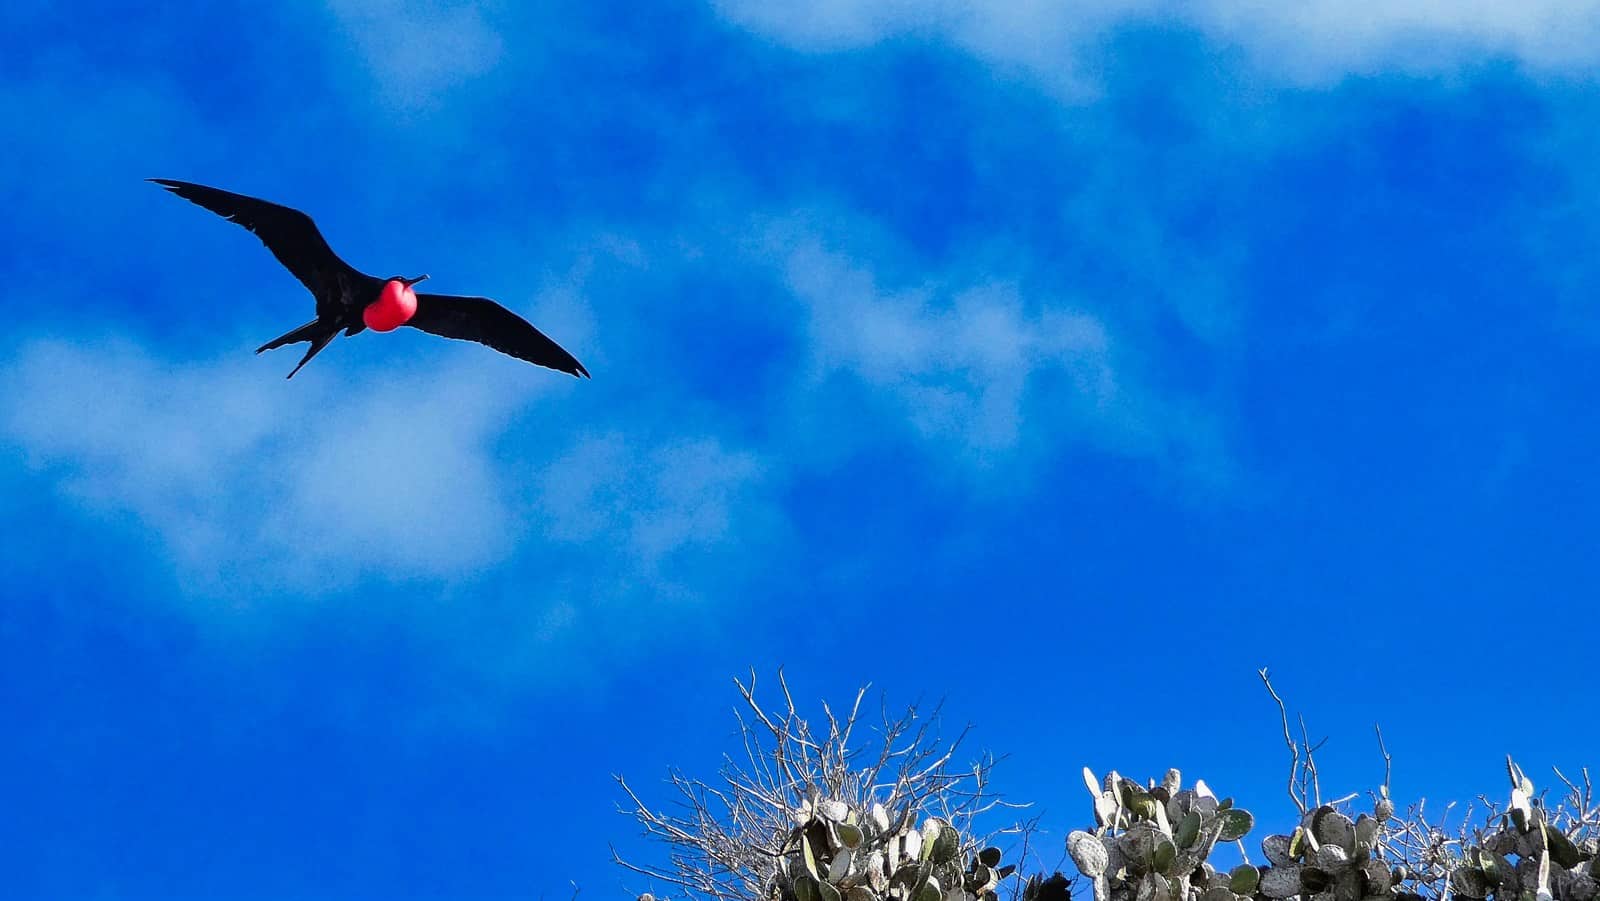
[149,179,357,299]
[407,293,590,378]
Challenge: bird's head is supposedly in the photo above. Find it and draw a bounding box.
[364,274,427,332]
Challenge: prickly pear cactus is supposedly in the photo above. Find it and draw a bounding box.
[1069,768,1256,901]
[1247,797,1409,901]
[770,796,1018,901]
[1066,759,1597,901]
[1438,759,1598,901]
[1246,759,1597,901]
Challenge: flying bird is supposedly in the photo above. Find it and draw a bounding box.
[149,178,591,380]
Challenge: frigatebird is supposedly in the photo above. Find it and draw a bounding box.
[149,178,591,380]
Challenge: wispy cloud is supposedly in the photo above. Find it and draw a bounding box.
[1203,2,1600,82]
[712,0,1600,86]
[0,0,1255,665]
[779,234,1116,456]
[742,215,1231,483]
[0,325,773,612]
[1,338,536,595]
[323,0,507,113]
[0,188,1233,626]
[537,432,769,574]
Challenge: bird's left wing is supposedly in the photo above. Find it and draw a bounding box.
[407,293,591,378]
[149,179,358,299]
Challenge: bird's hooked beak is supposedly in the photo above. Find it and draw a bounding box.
[402,274,430,287]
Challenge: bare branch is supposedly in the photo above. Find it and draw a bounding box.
[1258,668,1306,816]
[1374,724,1393,798]
[615,675,1029,901]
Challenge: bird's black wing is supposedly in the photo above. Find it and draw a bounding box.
[407,293,590,378]
[149,179,359,302]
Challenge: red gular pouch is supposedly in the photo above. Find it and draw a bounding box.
[364,279,419,332]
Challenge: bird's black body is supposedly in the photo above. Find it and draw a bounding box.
[149,179,591,380]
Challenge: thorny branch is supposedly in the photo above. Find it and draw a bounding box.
[613,670,1027,901]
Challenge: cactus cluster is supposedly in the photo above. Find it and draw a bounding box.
[1249,796,1409,901]
[1067,768,1255,901]
[1066,761,1598,901]
[772,792,1016,901]
[1445,762,1598,901]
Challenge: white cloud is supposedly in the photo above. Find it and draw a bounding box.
[781,235,1117,456]
[712,0,1600,85]
[1201,1,1600,80]
[536,432,768,572]
[324,0,506,112]
[412,431,775,683]
[751,219,1227,482]
[0,338,536,595]
[0,332,771,604]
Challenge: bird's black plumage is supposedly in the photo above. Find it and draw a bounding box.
[149,178,591,380]
[410,293,590,378]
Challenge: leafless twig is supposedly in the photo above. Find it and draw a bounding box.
[1258,669,1307,816]
[613,670,1028,901]
[1374,724,1392,799]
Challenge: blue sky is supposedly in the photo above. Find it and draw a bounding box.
[3,1,1599,897]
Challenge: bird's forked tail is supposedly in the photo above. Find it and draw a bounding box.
[257,318,341,379]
